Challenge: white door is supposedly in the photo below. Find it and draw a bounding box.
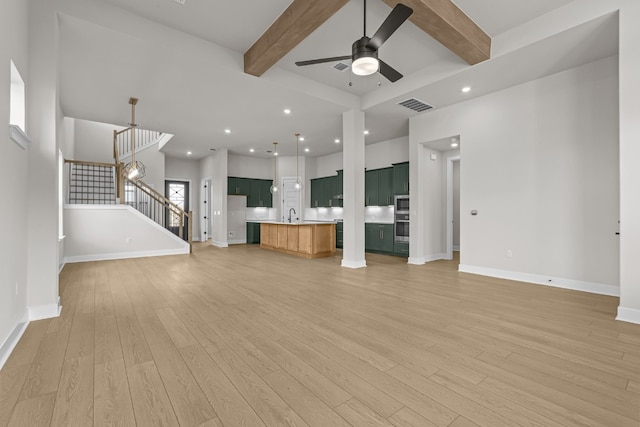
[200,178,212,241]
[282,177,301,223]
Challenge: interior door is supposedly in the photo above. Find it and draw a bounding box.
[165,180,190,240]
[281,177,301,223]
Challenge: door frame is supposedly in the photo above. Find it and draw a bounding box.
[446,155,460,260]
[165,178,191,239]
[200,177,212,242]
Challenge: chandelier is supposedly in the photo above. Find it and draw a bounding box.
[123,97,146,180]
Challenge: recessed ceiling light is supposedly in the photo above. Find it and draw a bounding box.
[186,151,192,156]
[284,109,291,114]
[364,130,369,135]
[299,137,305,141]
[462,86,471,93]
[334,138,340,144]
[224,129,231,134]
[304,148,310,152]
[451,142,459,148]
[274,152,278,156]
[249,148,255,153]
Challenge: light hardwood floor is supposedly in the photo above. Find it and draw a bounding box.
[1,243,639,426]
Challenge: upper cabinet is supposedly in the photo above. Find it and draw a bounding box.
[311,175,338,208]
[393,162,409,195]
[311,163,407,208]
[365,167,394,206]
[227,177,272,207]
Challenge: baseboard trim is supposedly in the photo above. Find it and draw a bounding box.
[408,253,446,265]
[0,315,29,371]
[341,259,367,269]
[65,247,189,263]
[212,240,229,248]
[28,297,62,321]
[228,239,247,245]
[616,307,640,325]
[458,264,620,297]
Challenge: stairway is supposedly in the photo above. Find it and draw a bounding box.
[68,162,117,204]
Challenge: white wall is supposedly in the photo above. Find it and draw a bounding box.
[314,136,410,179]
[73,118,125,162]
[0,0,30,368]
[64,205,189,261]
[411,56,620,291]
[365,136,410,170]
[165,156,201,240]
[228,153,272,179]
[200,150,228,247]
[132,143,166,193]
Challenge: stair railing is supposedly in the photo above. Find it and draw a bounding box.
[113,127,162,161]
[65,159,118,204]
[119,171,193,251]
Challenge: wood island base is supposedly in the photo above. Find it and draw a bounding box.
[260,222,336,259]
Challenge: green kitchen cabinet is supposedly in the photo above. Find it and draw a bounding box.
[324,175,337,207]
[364,223,394,254]
[365,167,394,206]
[261,180,273,208]
[377,167,394,206]
[237,178,252,198]
[250,179,272,207]
[393,162,409,195]
[310,178,321,207]
[246,222,261,244]
[336,170,343,207]
[227,177,238,195]
[365,170,379,206]
[311,175,338,208]
[394,241,409,256]
[227,177,272,207]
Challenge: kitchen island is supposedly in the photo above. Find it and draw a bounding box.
[260,222,336,258]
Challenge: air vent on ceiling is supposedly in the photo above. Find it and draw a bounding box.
[173,0,186,4]
[398,98,433,113]
[333,62,350,72]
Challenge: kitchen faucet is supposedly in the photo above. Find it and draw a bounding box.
[288,208,296,223]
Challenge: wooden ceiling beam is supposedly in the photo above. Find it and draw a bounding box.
[381,0,491,65]
[244,0,350,77]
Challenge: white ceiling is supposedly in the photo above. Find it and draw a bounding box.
[57,0,616,160]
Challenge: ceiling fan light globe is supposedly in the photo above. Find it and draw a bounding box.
[352,57,379,76]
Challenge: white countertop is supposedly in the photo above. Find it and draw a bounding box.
[257,221,337,225]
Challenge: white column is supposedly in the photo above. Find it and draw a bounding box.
[341,110,366,268]
[211,149,229,248]
[617,0,640,324]
[26,0,61,320]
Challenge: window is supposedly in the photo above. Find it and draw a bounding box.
[9,60,30,148]
[10,60,25,130]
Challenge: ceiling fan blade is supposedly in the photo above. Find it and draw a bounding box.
[368,3,413,50]
[379,59,403,82]
[295,56,351,66]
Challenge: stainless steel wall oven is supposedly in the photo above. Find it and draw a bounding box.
[394,195,409,242]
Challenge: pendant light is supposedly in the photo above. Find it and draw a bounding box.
[294,133,303,191]
[270,142,279,194]
[122,97,146,180]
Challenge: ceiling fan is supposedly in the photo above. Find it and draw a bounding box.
[295,1,413,82]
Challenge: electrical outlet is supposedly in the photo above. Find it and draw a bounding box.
[125,237,132,244]
[506,249,513,258]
